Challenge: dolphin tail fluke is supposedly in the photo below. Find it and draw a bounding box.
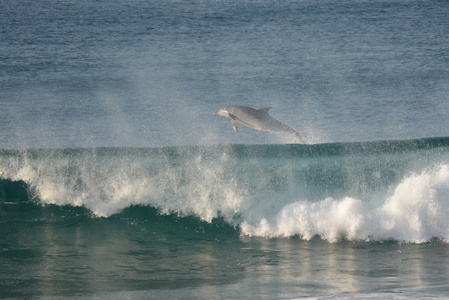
[294,131,303,143]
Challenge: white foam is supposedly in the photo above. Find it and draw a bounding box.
[0,150,246,220]
[241,164,449,243]
[2,150,449,243]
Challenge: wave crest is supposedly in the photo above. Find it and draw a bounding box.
[1,140,449,243]
[241,164,449,243]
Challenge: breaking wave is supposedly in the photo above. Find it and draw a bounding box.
[1,137,449,243]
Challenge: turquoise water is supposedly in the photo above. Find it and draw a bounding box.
[2,139,449,298]
[1,0,449,298]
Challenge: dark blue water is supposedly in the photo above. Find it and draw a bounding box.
[1,0,449,298]
[2,0,449,148]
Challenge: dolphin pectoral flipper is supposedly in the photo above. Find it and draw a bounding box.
[231,120,239,133]
[228,113,239,133]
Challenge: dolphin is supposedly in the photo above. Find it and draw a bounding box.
[213,105,302,142]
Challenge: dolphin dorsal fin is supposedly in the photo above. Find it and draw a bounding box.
[258,107,273,114]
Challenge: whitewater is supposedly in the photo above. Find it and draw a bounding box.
[2,138,449,244]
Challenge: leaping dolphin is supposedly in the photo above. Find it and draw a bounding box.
[213,105,303,142]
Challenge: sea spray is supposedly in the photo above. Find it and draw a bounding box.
[1,138,449,242]
[0,147,247,221]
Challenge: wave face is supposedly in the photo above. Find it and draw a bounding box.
[1,137,449,243]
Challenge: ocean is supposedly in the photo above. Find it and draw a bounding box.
[1,0,449,299]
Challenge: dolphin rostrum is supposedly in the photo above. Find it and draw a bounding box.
[213,105,302,142]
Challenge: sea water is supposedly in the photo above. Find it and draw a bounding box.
[1,0,449,299]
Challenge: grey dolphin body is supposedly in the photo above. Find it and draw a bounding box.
[214,105,302,142]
